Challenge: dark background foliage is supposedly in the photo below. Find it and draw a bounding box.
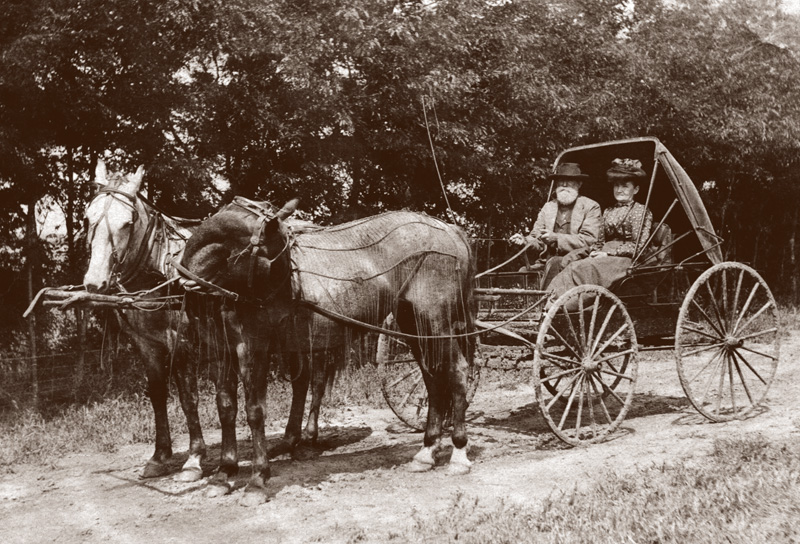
[2,0,799,399]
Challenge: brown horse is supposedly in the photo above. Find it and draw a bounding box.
[180,199,477,504]
[84,162,327,495]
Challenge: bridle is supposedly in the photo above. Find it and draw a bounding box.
[85,186,157,290]
[228,213,295,293]
[176,203,295,304]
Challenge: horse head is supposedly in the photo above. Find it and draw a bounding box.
[83,159,147,293]
[180,199,299,300]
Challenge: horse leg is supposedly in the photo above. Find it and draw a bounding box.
[140,344,173,479]
[396,307,445,472]
[445,336,471,475]
[267,351,309,459]
[171,341,206,483]
[241,349,272,506]
[206,346,240,497]
[302,351,335,445]
[408,375,446,472]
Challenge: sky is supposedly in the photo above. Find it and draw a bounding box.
[784,0,800,12]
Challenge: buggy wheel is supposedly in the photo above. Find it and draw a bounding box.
[377,314,481,431]
[534,285,638,446]
[675,262,780,422]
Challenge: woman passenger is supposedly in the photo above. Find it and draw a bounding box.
[546,158,653,299]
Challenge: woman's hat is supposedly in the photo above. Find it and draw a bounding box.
[549,162,589,181]
[607,158,646,183]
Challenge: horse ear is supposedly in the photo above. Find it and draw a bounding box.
[276,198,299,221]
[95,159,108,186]
[130,165,145,191]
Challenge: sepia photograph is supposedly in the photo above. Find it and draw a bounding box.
[1,1,799,542]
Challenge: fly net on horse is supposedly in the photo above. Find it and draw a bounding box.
[290,211,475,343]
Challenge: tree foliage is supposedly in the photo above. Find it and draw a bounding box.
[2,0,800,353]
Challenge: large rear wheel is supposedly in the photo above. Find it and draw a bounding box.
[675,262,780,421]
[533,285,638,446]
[377,314,481,431]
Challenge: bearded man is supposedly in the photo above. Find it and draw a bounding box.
[510,162,602,288]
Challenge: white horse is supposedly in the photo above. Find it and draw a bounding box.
[84,160,328,496]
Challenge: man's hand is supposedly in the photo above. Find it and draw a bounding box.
[540,231,558,246]
[590,250,608,258]
[509,233,526,246]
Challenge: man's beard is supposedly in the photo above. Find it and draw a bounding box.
[556,187,579,206]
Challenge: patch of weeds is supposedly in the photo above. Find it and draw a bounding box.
[405,435,800,544]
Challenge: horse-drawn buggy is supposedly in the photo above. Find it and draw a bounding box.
[376,136,780,446]
[26,136,780,502]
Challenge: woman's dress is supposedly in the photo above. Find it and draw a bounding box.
[547,200,652,298]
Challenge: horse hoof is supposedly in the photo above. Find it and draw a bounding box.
[206,482,232,498]
[446,462,471,476]
[239,489,268,507]
[405,460,434,473]
[141,461,170,479]
[174,466,203,483]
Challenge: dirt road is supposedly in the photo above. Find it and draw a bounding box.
[3,329,799,544]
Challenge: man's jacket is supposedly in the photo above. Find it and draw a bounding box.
[530,196,602,256]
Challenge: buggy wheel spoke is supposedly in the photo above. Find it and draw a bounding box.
[397,375,423,410]
[731,348,769,386]
[732,283,760,333]
[386,367,421,389]
[705,280,727,335]
[690,298,725,338]
[680,321,723,342]
[545,372,581,412]
[560,303,584,355]
[590,304,617,356]
[713,348,728,416]
[541,366,581,384]
[548,325,583,362]
[595,348,636,366]
[541,351,581,369]
[692,347,724,392]
[738,327,779,342]
[737,345,778,362]
[734,300,776,337]
[586,294,600,352]
[558,374,582,431]
[574,375,586,436]
[588,376,614,424]
[682,342,725,358]
[592,322,630,360]
[731,350,755,404]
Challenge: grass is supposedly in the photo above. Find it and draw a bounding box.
[407,434,800,544]
[0,363,385,470]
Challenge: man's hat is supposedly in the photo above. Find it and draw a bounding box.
[549,162,589,182]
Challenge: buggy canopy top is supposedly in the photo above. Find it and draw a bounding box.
[552,137,723,266]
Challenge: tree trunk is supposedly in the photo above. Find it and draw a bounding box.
[25,197,39,408]
[790,209,798,304]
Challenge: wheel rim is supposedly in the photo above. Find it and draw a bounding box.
[675,262,780,421]
[377,315,481,431]
[534,285,638,445]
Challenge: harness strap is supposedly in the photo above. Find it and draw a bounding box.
[118,212,159,287]
[248,216,270,290]
[169,256,248,303]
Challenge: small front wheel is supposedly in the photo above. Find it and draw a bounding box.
[377,314,481,431]
[534,285,638,446]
